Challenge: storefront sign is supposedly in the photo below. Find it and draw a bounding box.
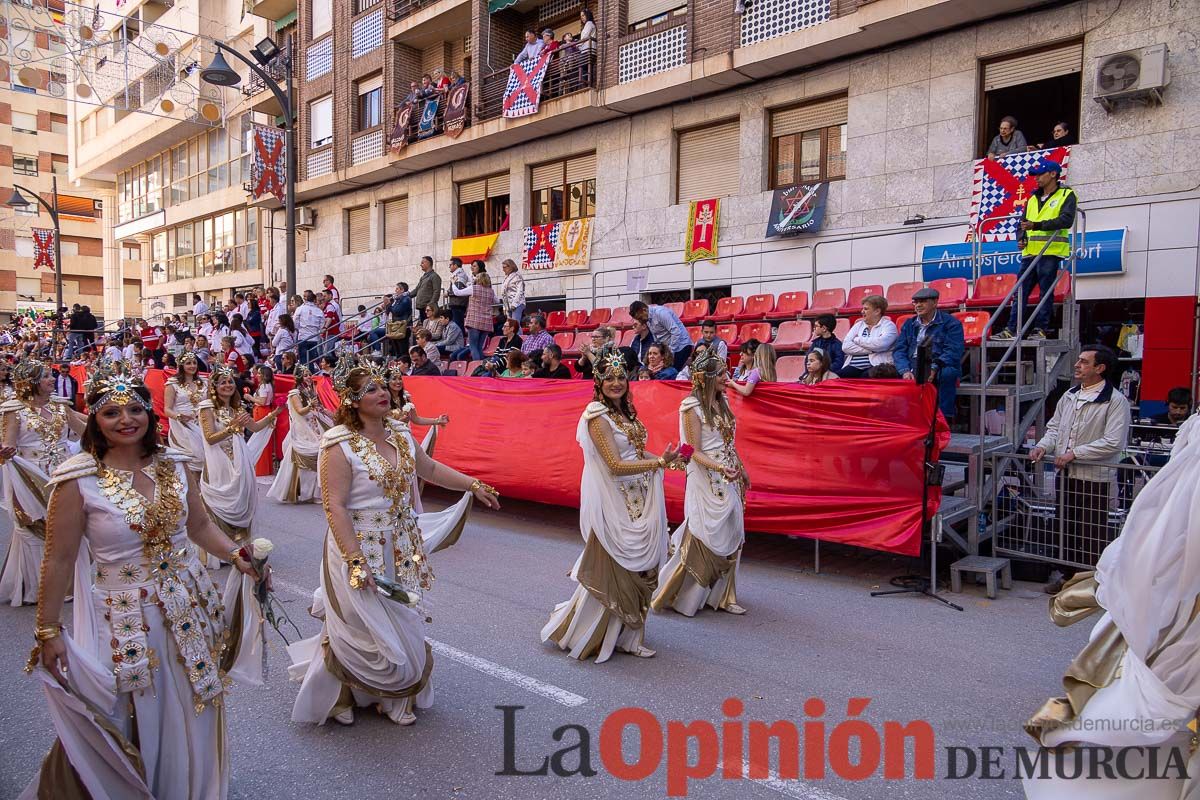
[920,228,1126,281]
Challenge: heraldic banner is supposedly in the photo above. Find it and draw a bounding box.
[503,51,552,119]
[555,217,592,270]
[765,182,828,238]
[31,228,56,269]
[684,198,720,263]
[444,83,469,138]
[417,96,441,139]
[968,146,1070,242]
[523,222,560,269]
[389,104,414,154]
[250,125,286,202]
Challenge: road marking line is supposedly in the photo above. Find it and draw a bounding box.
[271,578,587,708]
[743,761,852,800]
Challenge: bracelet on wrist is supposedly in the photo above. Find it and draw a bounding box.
[469,478,499,497]
[344,553,370,590]
[34,623,64,642]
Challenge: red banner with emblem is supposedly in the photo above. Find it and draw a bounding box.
[31,228,55,269]
[685,198,720,263]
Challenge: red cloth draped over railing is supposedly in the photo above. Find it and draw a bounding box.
[137,369,946,556]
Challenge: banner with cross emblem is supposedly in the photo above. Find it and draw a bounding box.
[502,52,553,119]
[968,146,1070,242]
[31,228,56,270]
[684,198,720,264]
[250,125,286,202]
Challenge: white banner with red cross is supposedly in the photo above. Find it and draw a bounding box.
[31,228,55,269]
[251,125,286,202]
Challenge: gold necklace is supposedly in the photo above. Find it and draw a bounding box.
[95,456,185,554]
[24,402,66,447]
[607,411,647,458]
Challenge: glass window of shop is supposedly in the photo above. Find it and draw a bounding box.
[149,209,259,283]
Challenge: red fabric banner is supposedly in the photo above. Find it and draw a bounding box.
[32,228,56,269]
[685,198,719,263]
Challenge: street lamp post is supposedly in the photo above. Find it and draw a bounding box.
[5,176,64,334]
[200,40,297,296]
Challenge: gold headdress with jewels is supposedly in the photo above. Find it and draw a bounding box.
[12,358,47,397]
[207,364,238,403]
[689,346,728,390]
[331,354,387,405]
[86,361,153,412]
[591,345,630,388]
[177,351,200,367]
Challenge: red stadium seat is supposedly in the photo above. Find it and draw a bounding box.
[736,293,775,321]
[895,314,915,331]
[554,332,576,354]
[449,360,468,376]
[609,307,635,329]
[576,307,611,331]
[545,310,569,332]
[954,311,992,346]
[465,360,484,375]
[708,296,745,323]
[564,309,589,329]
[570,331,591,355]
[772,320,812,352]
[680,299,710,324]
[616,329,636,347]
[927,277,969,309]
[687,326,703,343]
[1029,270,1072,303]
[716,323,739,345]
[483,336,501,356]
[833,318,851,339]
[738,322,772,345]
[838,284,883,314]
[801,288,847,318]
[966,274,1018,308]
[885,282,924,311]
[664,301,686,319]
[775,355,807,382]
[766,291,809,320]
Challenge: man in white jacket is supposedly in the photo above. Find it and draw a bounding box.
[293,291,325,367]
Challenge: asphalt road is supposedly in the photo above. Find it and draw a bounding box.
[0,481,1090,800]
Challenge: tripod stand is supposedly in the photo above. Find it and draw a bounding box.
[871,338,964,611]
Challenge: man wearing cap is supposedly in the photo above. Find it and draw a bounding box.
[994,157,1076,341]
[893,287,966,423]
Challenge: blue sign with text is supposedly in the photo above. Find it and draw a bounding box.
[920,229,1126,281]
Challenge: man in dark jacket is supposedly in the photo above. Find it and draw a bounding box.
[893,286,966,422]
[411,256,442,322]
[811,314,845,374]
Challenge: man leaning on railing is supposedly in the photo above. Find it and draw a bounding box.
[1030,344,1131,591]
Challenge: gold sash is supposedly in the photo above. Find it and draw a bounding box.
[651,528,739,611]
[574,532,657,630]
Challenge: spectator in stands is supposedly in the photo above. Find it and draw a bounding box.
[1154,387,1193,426]
[629,300,693,371]
[630,320,655,364]
[810,314,845,374]
[278,350,298,376]
[499,350,530,378]
[271,313,297,368]
[390,282,412,322]
[422,304,448,342]
[576,326,613,379]
[1031,345,1131,589]
[841,295,898,377]
[987,115,1027,158]
[452,270,497,361]
[404,81,421,104]
[445,257,472,332]
[533,344,571,379]
[229,314,256,366]
[1032,120,1076,150]
[730,342,778,395]
[500,259,526,323]
[194,335,212,366]
[894,287,966,422]
[316,355,338,378]
[193,293,209,317]
[541,28,560,55]
[220,335,247,373]
[408,346,441,376]
[414,328,441,365]
[733,338,759,380]
[698,318,729,361]
[418,74,436,99]
[800,348,840,385]
[868,363,900,379]
[994,157,1076,341]
[264,286,285,341]
[437,309,466,359]
[521,313,554,356]
[478,317,522,375]
[294,291,325,366]
[514,29,544,64]
[412,256,442,322]
[639,343,678,381]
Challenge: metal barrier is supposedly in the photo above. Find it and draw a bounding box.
[988,451,1161,570]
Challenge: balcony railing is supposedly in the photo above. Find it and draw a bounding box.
[476,48,596,122]
[390,92,471,148]
[243,40,291,97]
[387,0,439,21]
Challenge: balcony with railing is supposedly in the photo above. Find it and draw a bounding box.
[388,94,471,150]
[241,38,291,116]
[387,0,471,46]
[476,48,596,122]
[248,0,298,22]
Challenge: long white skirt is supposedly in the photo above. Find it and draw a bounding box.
[0,524,42,606]
[266,436,319,504]
[542,582,645,664]
[653,528,740,617]
[167,419,205,474]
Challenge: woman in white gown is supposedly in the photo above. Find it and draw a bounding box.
[1022,414,1200,800]
[386,367,448,508]
[541,347,681,663]
[21,371,261,800]
[0,359,87,606]
[289,358,500,726]
[161,353,207,473]
[268,366,329,504]
[652,348,749,617]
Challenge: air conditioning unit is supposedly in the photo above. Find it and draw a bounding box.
[296,207,317,229]
[1094,44,1169,110]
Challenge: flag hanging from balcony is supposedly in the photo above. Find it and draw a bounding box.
[968,146,1070,242]
[444,83,469,138]
[417,97,440,139]
[250,125,286,202]
[502,51,552,119]
[389,104,414,154]
[522,222,560,269]
[555,217,592,271]
[684,198,720,264]
[31,229,55,270]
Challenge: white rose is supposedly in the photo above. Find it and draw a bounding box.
[252,538,274,559]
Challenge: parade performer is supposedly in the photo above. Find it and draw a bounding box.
[21,371,262,799]
[0,360,15,402]
[1023,413,1200,800]
[0,360,86,606]
[268,366,328,504]
[161,352,207,473]
[651,348,748,617]
[385,366,448,508]
[541,347,681,662]
[289,357,500,726]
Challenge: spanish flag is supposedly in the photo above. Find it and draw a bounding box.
[450,232,500,264]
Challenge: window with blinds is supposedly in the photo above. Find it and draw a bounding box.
[530,155,595,226]
[310,95,332,148]
[628,0,686,31]
[347,206,370,254]
[458,172,511,237]
[984,43,1083,91]
[384,197,408,249]
[979,42,1083,158]
[677,121,740,203]
[356,74,383,131]
[769,96,847,188]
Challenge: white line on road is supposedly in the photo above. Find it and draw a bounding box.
[270,578,587,708]
[743,761,852,800]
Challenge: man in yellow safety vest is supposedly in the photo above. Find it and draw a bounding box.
[994,156,1077,341]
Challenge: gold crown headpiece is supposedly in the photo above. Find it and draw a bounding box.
[689,347,728,389]
[591,345,630,386]
[207,364,237,400]
[332,354,386,404]
[177,351,200,366]
[86,361,153,413]
[12,359,46,390]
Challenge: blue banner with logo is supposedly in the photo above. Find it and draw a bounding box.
[920,229,1126,281]
[765,182,828,238]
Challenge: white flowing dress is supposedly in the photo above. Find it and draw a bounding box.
[1023,414,1200,799]
[166,379,207,473]
[288,424,473,724]
[541,402,669,663]
[0,397,79,606]
[267,390,324,504]
[652,398,745,616]
[19,450,256,800]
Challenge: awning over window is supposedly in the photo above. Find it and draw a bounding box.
[488,0,519,13]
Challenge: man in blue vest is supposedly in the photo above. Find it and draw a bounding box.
[994,157,1077,341]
